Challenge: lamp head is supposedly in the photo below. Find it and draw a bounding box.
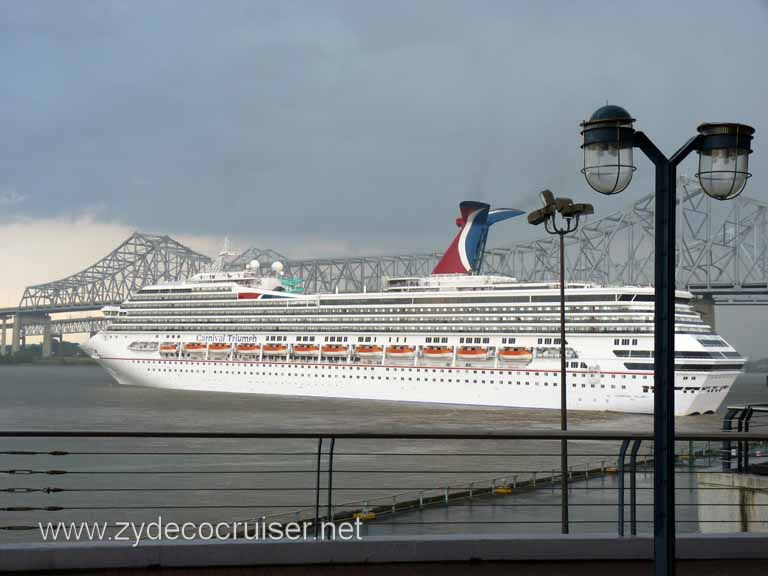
[560,202,594,218]
[581,104,637,194]
[528,206,552,226]
[696,122,755,200]
[540,189,556,207]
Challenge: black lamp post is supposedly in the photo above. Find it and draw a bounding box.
[529,190,594,534]
[580,105,754,575]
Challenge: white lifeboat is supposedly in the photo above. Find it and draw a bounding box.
[208,343,232,357]
[159,343,178,356]
[236,343,261,356]
[321,345,348,358]
[184,343,207,357]
[356,345,383,358]
[262,344,288,356]
[386,345,416,359]
[498,347,533,363]
[457,346,488,361]
[422,346,453,359]
[293,344,320,357]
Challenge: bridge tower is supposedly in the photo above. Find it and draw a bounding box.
[0,315,6,356]
[11,314,22,354]
[41,315,52,357]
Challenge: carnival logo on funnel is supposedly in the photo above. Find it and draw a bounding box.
[432,201,524,275]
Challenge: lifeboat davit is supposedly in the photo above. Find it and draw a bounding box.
[457,347,488,360]
[322,345,349,357]
[498,347,533,362]
[263,344,288,356]
[236,343,262,355]
[293,345,320,357]
[386,345,416,359]
[356,345,383,358]
[422,346,453,359]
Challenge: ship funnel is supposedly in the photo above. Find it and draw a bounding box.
[432,201,524,275]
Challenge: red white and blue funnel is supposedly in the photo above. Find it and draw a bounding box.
[432,201,524,275]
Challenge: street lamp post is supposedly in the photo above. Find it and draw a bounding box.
[580,105,754,575]
[529,191,594,534]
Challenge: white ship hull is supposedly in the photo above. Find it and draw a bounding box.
[88,265,744,417]
[90,337,737,416]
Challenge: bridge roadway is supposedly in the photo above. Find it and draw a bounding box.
[0,308,107,356]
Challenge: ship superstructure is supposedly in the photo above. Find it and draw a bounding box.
[86,202,744,415]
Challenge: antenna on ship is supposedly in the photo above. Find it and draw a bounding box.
[212,236,236,272]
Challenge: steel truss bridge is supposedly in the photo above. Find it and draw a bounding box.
[1,177,766,352]
[230,178,768,305]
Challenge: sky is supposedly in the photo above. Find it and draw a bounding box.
[1,0,768,354]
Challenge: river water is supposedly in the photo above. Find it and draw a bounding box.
[0,366,765,540]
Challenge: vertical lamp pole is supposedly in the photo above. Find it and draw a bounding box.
[580,105,754,575]
[529,191,594,534]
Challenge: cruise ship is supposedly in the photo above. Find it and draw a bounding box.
[85,202,744,415]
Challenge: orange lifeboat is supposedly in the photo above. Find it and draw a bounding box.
[208,343,232,357]
[184,343,207,356]
[236,343,262,356]
[159,343,178,355]
[422,346,453,359]
[386,345,416,359]
[498,347,533,362]
[293,344,320,357]
[356,345,383,358]
[263,344,288,356]
[321,344,349,357]
[457,346,488,360]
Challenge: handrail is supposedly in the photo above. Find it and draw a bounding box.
[1,430,765,543]
[0,430,767,441]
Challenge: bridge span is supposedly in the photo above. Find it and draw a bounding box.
[1,178,766,356]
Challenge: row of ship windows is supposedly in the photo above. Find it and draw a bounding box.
[614,350,743,359]
[121,303,693,315]
[141,366,634,387]
[124,360,727,393]
[130,361,633,386]
[131,361,716,392]
[112,315,704,325]
[128,360,707,381]
[119,309,700,321]
[131,293,693,305]
[613,336,727,349]
[107,325,710,335]
[268,335,383,343]
[130,293,647,303]
[624,363,744,372]
[138,287,231,294]
[110,319,706,330]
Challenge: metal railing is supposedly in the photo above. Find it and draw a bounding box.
[722,403,768,472]
[1,430,767,542]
